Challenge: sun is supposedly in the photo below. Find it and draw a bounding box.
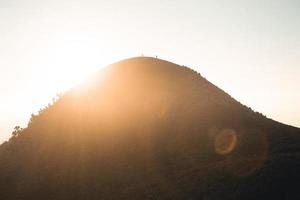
[59,67,92,90]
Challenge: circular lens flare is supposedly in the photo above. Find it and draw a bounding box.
[214,129,237,155]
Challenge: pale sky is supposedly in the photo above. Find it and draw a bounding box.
[0,0,299,142]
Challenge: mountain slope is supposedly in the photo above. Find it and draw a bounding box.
[0,57,299,200]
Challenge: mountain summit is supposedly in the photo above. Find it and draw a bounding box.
[0,57,299,199]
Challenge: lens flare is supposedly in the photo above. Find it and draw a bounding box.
[214,129,237,155]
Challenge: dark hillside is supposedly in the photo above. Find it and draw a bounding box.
[0,57,299,199]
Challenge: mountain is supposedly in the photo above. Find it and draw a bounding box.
[0,57,299,200]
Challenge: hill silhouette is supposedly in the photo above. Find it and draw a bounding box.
[0,57,299,199]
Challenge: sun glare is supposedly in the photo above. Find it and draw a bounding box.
[58,67,92,90]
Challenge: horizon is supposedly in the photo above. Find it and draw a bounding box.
[1,0,300,142]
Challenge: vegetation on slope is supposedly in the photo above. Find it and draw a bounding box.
[0,57,299,199]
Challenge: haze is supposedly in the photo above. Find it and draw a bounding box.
[0,0,299,142]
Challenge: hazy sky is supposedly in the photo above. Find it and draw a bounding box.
[0,0,299,141]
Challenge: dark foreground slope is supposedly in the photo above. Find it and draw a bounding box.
[0,57,299,200]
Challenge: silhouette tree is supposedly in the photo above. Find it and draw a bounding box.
[11,126,23,138]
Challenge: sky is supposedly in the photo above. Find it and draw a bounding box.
[0,0,299,142]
